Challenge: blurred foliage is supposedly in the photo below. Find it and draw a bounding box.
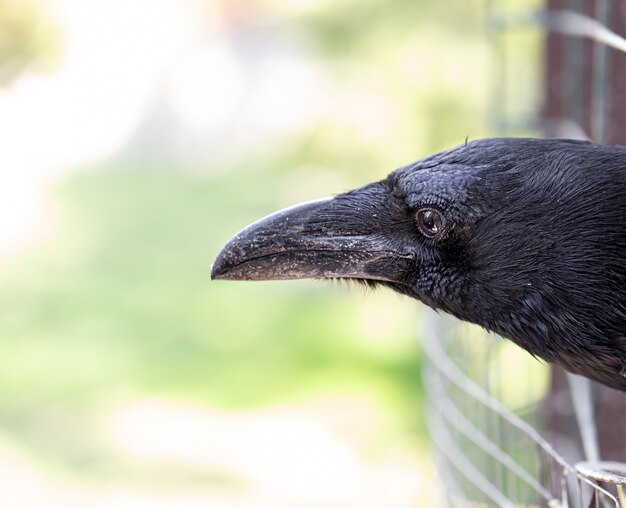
[296,0,484,54]
[239,0,544,183]
[0,0,544,487]
[0,157,423,470]
[0,0,60,85]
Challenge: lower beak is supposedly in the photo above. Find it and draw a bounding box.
[211,183,414,283]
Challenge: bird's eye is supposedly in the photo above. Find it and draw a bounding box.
[415,208,447,239]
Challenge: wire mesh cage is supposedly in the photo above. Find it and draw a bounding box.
[422,310,625,507]
[422,5,626,505]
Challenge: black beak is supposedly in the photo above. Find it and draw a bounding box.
[211,181,415,283]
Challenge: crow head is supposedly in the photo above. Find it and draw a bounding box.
[212,138,626,391]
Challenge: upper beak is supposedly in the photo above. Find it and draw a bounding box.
[211,181,414,283]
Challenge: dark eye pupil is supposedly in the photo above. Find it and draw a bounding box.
[423,211,436,230]
[416,208,445,238]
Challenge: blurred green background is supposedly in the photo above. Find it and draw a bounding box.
[0,0,542,506]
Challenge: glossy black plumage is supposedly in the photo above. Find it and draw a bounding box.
[212,138,626,391]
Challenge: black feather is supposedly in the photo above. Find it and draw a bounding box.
[387,138,626,390]
[213,137,626,390]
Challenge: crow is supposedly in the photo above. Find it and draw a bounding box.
[212,138,626,391]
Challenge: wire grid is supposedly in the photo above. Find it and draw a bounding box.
[421,3,626,506]
[421,309,620,508]
[537,3,623,143]
[486,3,626,142]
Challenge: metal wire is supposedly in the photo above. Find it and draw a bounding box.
[537,9,626,54]
[566,374,599,462]
[423,4,626,505]
[422,309,620,507]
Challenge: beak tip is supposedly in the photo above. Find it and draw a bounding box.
[210,268,224,280]
[210,265,223,280]
[211,252,232,280]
